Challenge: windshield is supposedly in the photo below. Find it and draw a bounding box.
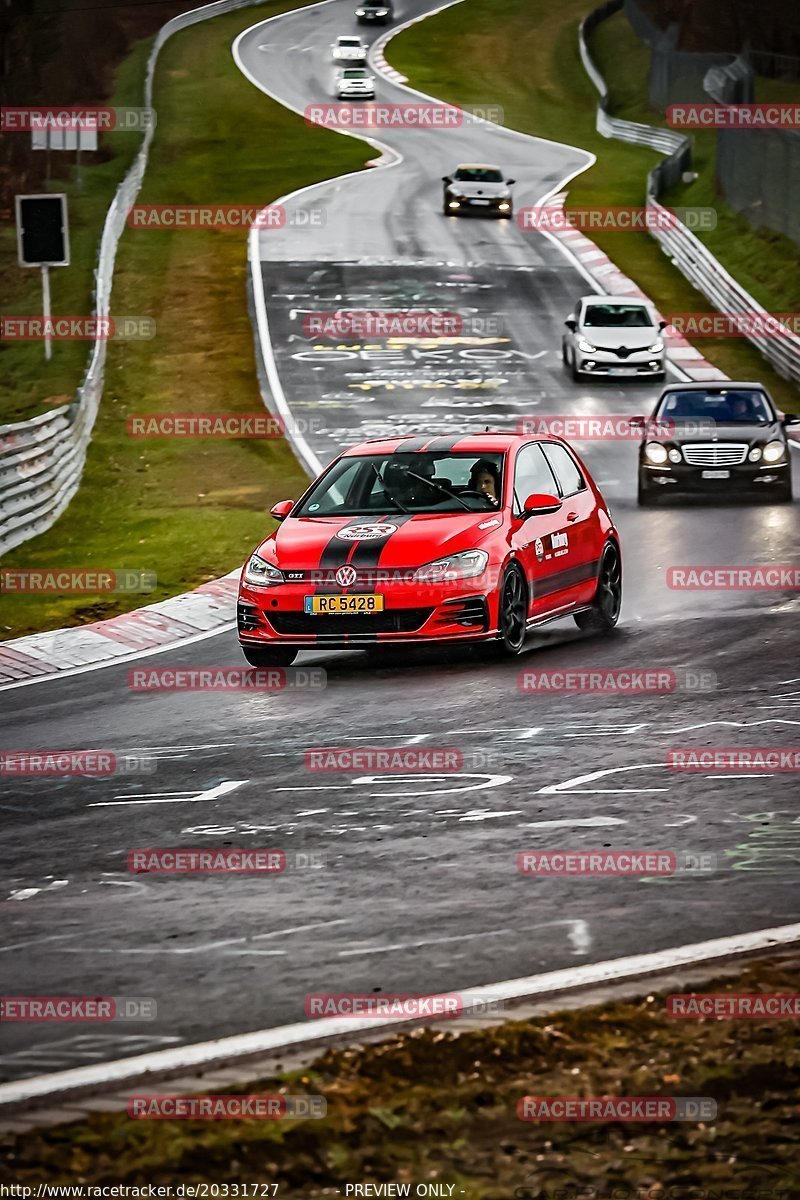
[454,168,504,183]
[296,452,506,516]
[583,304,652,328]
[656,389,775,424]
[338,37,362,45]
[342,69,369,78]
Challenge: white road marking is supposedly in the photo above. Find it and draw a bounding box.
[89,780,245,808]
[0,934,76,954]
[338,919,591,958]
[539,764,668,795]
[521,816,627,829]
[4,923,800,1109]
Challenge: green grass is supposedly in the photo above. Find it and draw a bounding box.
[1,1,367,640]
[4,955,799,1194]
[0,41,149,425]
[591,9,800,317]
[388,0,800,413]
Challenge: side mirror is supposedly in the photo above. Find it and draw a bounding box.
[523,492,562,516]
[270,500,294,522]
[442,175,452,183]
[564,318,577,332]
[782,414,799,426]
[506,178,516,185]
[658,319,667,330]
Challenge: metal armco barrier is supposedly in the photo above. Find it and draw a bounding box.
[0,0,274,556]
[579,2,800,388]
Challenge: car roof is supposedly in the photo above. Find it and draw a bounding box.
[580,295,651,306]
[455,163,502,171]
[341,432,560,456]
[659,380,769,393]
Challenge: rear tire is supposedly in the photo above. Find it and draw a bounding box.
[241,644,298,667]
[484,563,528,658]
[574,541,622,634]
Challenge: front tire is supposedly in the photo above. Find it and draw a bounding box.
[241,644,298,667]
[771,478,793,503]
[485,563,528,658]
[570,352,581,382]
[574,541,622,634]
[637,475,656,506]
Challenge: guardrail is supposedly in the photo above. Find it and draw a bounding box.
[579,2,800,389]
[0,0,273,556]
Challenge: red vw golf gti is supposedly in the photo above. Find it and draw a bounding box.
[237,432,621,665]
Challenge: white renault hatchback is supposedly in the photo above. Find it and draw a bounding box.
[563,296,667,381]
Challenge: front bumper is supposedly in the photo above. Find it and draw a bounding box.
[640,459,790,492]
[576,349,665,377]
[238,577,497,649]
[446,196,512,216]
[337,89,375,99]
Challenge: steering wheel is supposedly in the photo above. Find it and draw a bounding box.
[460,489,498,506]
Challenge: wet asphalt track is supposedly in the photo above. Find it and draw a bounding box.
[0,0,799,1080]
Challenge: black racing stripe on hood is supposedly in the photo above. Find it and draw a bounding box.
[317,518,365,572]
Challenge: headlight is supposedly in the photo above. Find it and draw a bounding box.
[415,549,489,582]
[647,340,664,353]
[763,440,786,463]
[498,201,510,211]
[577,338,596,353]
[244,554,284,587]
[644,442,668,464]
[748,447,762,462]
[668,448,682,463]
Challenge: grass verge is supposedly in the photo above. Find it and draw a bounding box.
[0,43,148,426]
[1,1,367,640]
[2,955,798,1193]
[387,0,800,413]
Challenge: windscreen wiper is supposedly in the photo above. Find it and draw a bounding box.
[405,469,477,512]
[371,464,409,513]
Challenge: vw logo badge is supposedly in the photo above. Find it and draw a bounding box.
[336,564,357,587]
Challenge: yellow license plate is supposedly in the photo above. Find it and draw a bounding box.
[304,593,384,615]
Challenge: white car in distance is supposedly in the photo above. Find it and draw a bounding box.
[331,35,367,62]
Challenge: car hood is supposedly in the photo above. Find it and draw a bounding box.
[256,512,505,569]
[667,420,784,444]
[448,181,510,198]
[580,326,658,350]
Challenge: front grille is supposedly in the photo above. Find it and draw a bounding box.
[682,443,748,466]
[269,608,433,636]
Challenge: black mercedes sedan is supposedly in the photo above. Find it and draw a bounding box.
[635,382,797,505]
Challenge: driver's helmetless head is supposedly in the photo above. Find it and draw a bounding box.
[469,459,500,499]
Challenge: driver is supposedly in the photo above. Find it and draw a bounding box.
[468,459,501,507]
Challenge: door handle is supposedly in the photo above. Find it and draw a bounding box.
[566,511,579,522]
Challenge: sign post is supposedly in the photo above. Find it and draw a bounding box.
[14,194,70,361]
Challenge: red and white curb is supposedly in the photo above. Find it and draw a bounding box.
[0,571,239,690]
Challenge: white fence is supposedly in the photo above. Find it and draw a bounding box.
[579,0,800,389]
[0,0,273,555]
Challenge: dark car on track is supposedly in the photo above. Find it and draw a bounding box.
[355,0,393,23]
[238,432,621,666]
[635,381,797,505]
